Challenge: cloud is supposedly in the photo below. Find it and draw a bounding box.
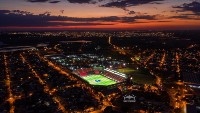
[0,10,159,27]
[134,15,156,20]
[66,0,106,4]
[27,0,49,2]
[173,1,200,14]
[0,10,113,27]
[26,0,98,4]
[101,0,163,8]
[128,11,136,15]
[67,0,94,4]
[0,10,11,14]
[27,0,61,3]
[63,15,158,23]
[170,15,200,20]
[156,20,171,22]
[68,16,135,23]
[49,1,60,3]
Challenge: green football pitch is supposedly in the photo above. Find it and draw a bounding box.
[82,75,116,86]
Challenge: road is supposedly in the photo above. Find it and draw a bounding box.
[20,54,68,113]
[4,54,16,113]
[167,81,187,113]
[175,52,181,79]
[159,52,166,68]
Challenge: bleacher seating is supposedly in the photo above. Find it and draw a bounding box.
[104,71,125,82]
[94,70,100,74]
[74,68,94,76]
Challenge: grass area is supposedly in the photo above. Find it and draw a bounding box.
[82,75,116,86]
[117,68,137,74]
[135,56,140,61]
[131,74,156,85]
[117,68,156,85]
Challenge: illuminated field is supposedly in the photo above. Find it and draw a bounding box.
[82,75,116,86]
[117,68,156,85]
[117,68,137,74]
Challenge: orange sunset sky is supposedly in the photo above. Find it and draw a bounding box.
[0,0,200,30]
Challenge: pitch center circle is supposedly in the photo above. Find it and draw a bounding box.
[95,80,101,82]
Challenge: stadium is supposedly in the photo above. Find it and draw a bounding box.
[73,68,127,86]
[45,54,128,87]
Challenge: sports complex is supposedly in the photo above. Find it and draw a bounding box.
[45,54,128,87]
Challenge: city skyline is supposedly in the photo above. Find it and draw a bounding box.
[0,0,200,30]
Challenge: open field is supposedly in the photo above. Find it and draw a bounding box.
[117,68,156,85]
[117,68,137,74]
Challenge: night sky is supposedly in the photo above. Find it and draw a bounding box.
[0,0,200,30]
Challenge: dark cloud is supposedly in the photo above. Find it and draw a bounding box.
[49,1,60,3]
[128,11,136,15]
[63,15,158,23]
[27,0,61,3]
[0,10,159,27]
[26,0,98,4]
[6,10,33,15]
[0,10,11,14]
[101,0,163,8]
[134,15,156,20]
[173,1,200,14]
[156,20,171,22]
[66,0,106,4]
[0,10,112,27]
[171,15,189,19]
[70,16,135,23]
[67,0,95,4]
[27,0,49,2]
[170,15,200,20]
